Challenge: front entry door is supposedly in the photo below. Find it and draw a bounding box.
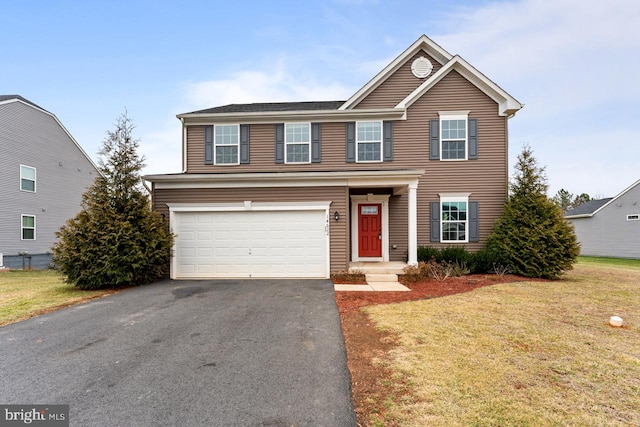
[358,204,382,257]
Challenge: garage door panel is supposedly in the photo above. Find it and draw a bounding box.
[173,209,327,279]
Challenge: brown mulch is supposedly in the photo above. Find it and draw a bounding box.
[335,274,535,426]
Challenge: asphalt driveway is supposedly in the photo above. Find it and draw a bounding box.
[0,279,356,426]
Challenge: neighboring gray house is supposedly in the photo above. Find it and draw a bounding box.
[0,95,99,269]
[565,179,640,259]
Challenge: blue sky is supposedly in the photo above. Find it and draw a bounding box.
[3,0,639,198]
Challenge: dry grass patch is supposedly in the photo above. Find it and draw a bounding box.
[364,264,640,426]
[0,270,116,326]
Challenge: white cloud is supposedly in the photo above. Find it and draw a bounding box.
[435,0,640,196]
[184,59,353,109]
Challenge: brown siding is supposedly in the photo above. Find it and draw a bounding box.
[175,69,509,266]
[354,50,443,109]
[153,186,350,272]
[401,70,508,250]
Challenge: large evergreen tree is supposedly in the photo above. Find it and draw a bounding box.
[52,113,173,289]
[486,146,579,279]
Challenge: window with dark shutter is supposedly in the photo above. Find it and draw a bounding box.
[204,125,214,165]
[311,123,321,163]
[240,124,250,164]
[346,122,356,163]
[275,123,284,164]
[383,121,393,161]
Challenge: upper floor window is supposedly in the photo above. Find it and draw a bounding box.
[20,165,36,192]
[440,114,468,160]
[215,125,239,165]
[21,215,36,240]
[357,121,382,162]
[285,123,310,164]
[441,196,468,243]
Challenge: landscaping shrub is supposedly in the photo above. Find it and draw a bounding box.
[52,113,173,289]
[485,146,579,279]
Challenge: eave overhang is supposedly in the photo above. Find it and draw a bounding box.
[177,107,407,125]
[144,169,425,195]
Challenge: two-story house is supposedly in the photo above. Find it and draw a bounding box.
[0,95,99,269]
[145,35,523,279]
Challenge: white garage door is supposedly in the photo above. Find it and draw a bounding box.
[173,209,328,279]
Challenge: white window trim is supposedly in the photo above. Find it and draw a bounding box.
[439,112,468,161]
[21,214,36,241]
[627,214,640,221]
[20,164,36,192]
[355,120,383,163]
[440,195,469,243]
[214,124,240,166]
[284,122,311,164]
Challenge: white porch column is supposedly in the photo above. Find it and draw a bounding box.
[408,182,418,265]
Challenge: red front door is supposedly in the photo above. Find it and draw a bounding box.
[358,204,382,257]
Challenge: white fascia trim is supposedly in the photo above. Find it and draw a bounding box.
[178,108,406,125]
[590,179,640,217]
[340,35,453,110]
[146,169,425,190]
[167,201,332,212]
[2,98,102,175]
[397,56,524,117]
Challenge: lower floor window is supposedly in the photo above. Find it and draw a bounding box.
[21,215,36,240]
[441,198,467,242]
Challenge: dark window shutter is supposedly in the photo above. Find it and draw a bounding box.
[430,201,440,242]
[429,119,440,160]
[468,119,478,160]
[383,121,393,161]
[204,125,213,165]
[469,201,479,242]
[311,123,321,163]
[275,124,284,164]
[240,124,250,164]
[346,122,356,163]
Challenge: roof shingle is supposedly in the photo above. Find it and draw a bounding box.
[184,101,345,115]
[565,198,612,217]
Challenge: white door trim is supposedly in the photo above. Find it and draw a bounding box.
[350,194,390,262]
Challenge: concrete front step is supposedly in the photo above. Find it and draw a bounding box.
[348,261,407,275]
[365,273,399,282]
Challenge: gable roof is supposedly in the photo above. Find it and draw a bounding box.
[396,55,523,116]
[565,178,640,218]
[178,34,523,121]
[0,95,48,112]
[339,34,453,110]
[0,94,100,173]
[565,198,612,217]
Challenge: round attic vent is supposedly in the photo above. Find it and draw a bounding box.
[411,56,433,78]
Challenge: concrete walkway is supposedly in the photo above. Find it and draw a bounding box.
[334,261,410,292]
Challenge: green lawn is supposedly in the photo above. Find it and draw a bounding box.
[578,256,640,269]
[0,270,115,327]
[363,260,640,426]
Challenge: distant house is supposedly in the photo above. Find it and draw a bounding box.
[0,95,99,269]
[565,180,640,259]
[145,35,523,279]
